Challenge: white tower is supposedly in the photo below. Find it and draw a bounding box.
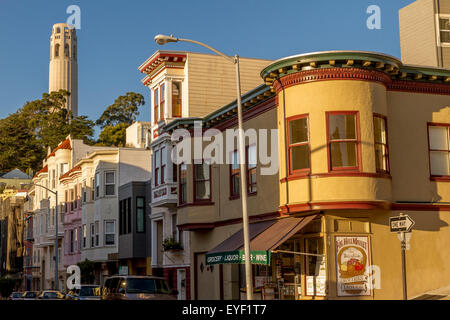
[49,23,78,117]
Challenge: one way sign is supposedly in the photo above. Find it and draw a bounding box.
[390,214,415,233]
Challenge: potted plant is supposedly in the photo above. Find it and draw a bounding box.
[162,236,183,251]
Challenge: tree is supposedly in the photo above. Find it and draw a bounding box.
[0,90,95,173]
[77,259,96,284]
[97,123,129,147]
[96,92,145,129]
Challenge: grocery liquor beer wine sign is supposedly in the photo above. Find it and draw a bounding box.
[335,236,371,296]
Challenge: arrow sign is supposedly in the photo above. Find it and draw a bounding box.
[390,215,415,233]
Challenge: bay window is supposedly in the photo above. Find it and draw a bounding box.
[95,173,100,198]
[179,163,187,204]
[287,115,310,174]
[160,83,165,121]
[154,88,159,124]
[194,161,211,201]
[136,197,145,233]
[327,112,359,171]
[172,81,182,117]
[105,171,115,196]
[104,220,115,246]
[248,145,257,193]
[154,149,160,187]
[161,147,166,184]
[429,124,450,176]
[374,115,389,173]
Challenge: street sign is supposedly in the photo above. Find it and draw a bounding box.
[390,215,415,233]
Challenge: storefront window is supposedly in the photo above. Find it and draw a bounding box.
[305,238,326,296]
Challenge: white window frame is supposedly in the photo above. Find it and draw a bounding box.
[95,172,100,199]
[436,14,450,47]
[82,224,87,248]
[90,223,95,248]
[104,220,116,246]
[104,171,115,196]
[95,221,99,247]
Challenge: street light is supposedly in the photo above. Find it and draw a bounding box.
[32,183,59,291]
[154,34,254,300]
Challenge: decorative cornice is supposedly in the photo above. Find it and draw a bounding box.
[388,80,450,95]
[272,67,391,93]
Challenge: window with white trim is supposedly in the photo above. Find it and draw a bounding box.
[95,221,99,246]
[438,15,450,46]
[104,220,115,245]
[429,124,450,176]
[104,171,115,196]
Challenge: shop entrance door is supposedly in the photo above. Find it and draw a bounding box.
[195,252,219,300]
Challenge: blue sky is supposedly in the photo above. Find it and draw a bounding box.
[0,0,414,131]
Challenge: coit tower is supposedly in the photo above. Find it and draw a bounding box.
[49,23,78,117]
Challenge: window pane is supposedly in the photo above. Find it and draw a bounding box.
[373,117,386,144]
[105,185,115,196]
[105,172,115,184]
[137,208,145,233]
[106,222,115,233]
[232,175,240,195]
[291,145,310,171]
[195,164,209,180]
[289,118,308,144]
[248,145,257,167]
[231,151,240,170]
[105,234,115,245]
[330,142,357,168]
[180,164,187,182]
[440,18,450,31]
[441,31,450,43]
[329,114,356,140]
[375,144,388,171]
[429,126,449,150]
[195,181,210,199]
[430,151,450,175]
[137,197,144,207]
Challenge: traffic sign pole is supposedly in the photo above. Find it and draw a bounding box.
[400,231,407,300]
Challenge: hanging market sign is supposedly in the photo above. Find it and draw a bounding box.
[335,236,371,297]
[205,250,270,265]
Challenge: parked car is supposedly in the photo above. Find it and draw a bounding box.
[22,291,39,300]
[8,292,23,300]
[37,290,65,300]
[66,285,101,300]
[102,276,177,300]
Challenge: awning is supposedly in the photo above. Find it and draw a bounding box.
[205,215,317,265]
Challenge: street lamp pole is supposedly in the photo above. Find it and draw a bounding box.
[154,34,254,300]
[33,183,59,291]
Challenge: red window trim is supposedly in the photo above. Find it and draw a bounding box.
[326,111,362,173]
[193,160,212,203]
[286,114,311,178]
[160,147,165,184]
[178,163,188,205]
[160,83,165,121]
[154,88,159,124]
[229,147,258,200]
[373,113,390,174]
[428,122,450,181]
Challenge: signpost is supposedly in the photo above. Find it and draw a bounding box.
[390,213,415,300]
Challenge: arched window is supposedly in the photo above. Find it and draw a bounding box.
[65,44,69,57]
[56,27,61,34]
[55,44,60,57]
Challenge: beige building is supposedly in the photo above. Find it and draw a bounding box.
[49,23,78,116]
[400,0,450,68]
[163,50,450,300]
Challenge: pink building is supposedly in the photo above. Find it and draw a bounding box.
[60,166,82,269]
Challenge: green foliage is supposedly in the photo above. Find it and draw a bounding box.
[0,90,95,173]
[96,92,145,129]
[162,236,183,251]
[77,259,96,284]
[97,123,129,147]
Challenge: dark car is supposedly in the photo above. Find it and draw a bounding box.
[102,276,177,300]
[8,292,23,300]
[66,285,101,300]
[22,291,39,300]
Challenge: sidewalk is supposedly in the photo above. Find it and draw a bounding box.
[410,285,450,300]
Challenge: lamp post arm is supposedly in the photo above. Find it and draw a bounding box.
[32,183,57,196]
[177,38,236,64]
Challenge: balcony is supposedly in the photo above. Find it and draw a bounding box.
[152,182,178,207]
